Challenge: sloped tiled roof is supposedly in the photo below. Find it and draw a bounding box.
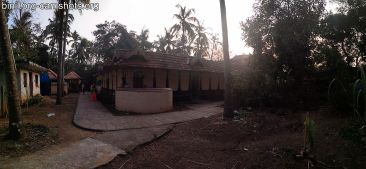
[65,71,81,80]
[48,69,58,80]
[231,55,250,69]
[104,49,224,73]
[16,60,48,73]
[231,55,250,75]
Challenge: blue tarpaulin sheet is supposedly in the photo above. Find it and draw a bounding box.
[40,73,50,83]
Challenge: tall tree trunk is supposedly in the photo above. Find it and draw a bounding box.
[56,0,65,105]
[0,3,22,140]
[62,3,69,97]
[219,0,234,119]
[182,29,186,55]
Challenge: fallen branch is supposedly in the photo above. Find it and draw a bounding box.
[118,159,130,169]
[268,150,282,158]
[164,163,173,169]
[231,161,239,169]
[296,151,335,169]
[185,158,210,166]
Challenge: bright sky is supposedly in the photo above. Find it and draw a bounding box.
[8,0,337,57]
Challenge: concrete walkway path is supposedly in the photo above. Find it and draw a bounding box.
[1,125,173,169]
[74,94,223,131]
[2,95,222,169]
[1,138,125,169]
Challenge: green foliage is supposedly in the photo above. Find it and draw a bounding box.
[93,20,138,62]
[352,68,366,124]
[319,1,366,67]
[233,60,276,108]
[193,21,209,58]
[43,12,59,60]
[154,28,176,54]
[8,9,57,69]
[327,78,352,113]
[136,28,153,51]
[171,4,198,56]
[69,31,93,64]
[10,10,36,60]
[26,95,43,106]
[239,0,326,109]
[328,67,366,124]
[242,0,325,86]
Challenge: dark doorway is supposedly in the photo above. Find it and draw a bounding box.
[29,72,33,96]
[0,86,3,115]
[133,70,144,88]
[191,72,200,99]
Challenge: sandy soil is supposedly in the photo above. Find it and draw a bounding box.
[0,94,96,161]
[98,108,366,169]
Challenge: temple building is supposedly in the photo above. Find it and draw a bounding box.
[97,49,225,105]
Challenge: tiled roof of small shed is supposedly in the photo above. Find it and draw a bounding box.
[104,49,224,73]
[65,71,81,80]
[48,69,58,80]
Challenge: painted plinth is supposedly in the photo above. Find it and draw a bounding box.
[115,88,173,114]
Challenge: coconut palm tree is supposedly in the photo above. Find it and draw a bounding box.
[62,11,74,61]
[164,28,176,52]
[43,16,58,58]
[32,23,46,46]
[56,0,90,104]
[69,30,80,60]
[171,4,198,55]
[219,0,234,119]
[10,10,34,60]
[154,36,167,53]
[193,20,209,58]
[55,0,66,104]
[60,9,74,97]
[155,28,176,53]
[0,1,22,140]
[76,38,92,64]
[137,28,153,51]
[69,32,92,64]
[70,31,81,51]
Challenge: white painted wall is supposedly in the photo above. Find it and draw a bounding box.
[18,69,41,104]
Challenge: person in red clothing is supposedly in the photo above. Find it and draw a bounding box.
[90,83,97,101]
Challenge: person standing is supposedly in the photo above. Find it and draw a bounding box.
[81,83,85,94]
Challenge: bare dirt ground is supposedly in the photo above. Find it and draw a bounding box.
[98,108,366,169]
[0,94,96,161]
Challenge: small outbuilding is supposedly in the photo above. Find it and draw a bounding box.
[65,71,81,93]
[15,60,48,103]
[0,60,47,116]
[40,69,69,96]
